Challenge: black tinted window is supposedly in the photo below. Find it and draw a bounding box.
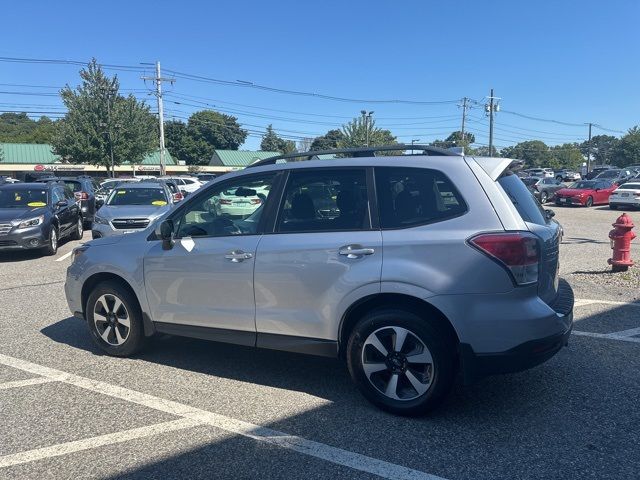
[497,172,547,225]
[277,169,369,233]
[375,167,467,229]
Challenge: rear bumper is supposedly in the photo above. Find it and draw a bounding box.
[458,279,574,384]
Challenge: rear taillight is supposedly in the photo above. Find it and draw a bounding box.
[74,191,89,201]
[173,192,183,201]
[469,232,539,285]
[250,198,262,205]
[634,193,640,197]
[219,199,232,205]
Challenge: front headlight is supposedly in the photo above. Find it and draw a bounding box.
[93,216,110,225]
[16,215,44,228]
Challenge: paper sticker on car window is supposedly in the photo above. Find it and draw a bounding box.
[14,194,22,201]
[152,200,167,206]
[116,190,127,194]
[27,202,46,207]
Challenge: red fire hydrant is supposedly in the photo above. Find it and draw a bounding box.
[608,213,636,272]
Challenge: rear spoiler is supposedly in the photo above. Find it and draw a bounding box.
[471,157,524,181]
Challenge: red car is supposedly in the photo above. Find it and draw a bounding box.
[554,179,618,207]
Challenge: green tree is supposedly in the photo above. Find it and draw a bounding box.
[0,113,57,143]
[260,124,297,154]
[310,129,345,151]
[550,143,584,170]
[580,135,619,166]
[164,120,192,162]
[432,131,475,152]
[611,126,640,167]
[339,116,398,152]
[52,59,156,176]
[185,110,248,165]
[474,145,499,157]
[500,140,552,167]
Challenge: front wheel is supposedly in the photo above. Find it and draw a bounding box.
[347,309,456,416]
[86,281,146,356]
[43,226,58,256]
[585,196,594,208]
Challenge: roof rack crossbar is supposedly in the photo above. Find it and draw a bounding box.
[247,144,461,168]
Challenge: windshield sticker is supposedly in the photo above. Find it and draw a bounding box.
[116,190,126,194]
[27,202,46,207]
[152,200,167,206]
[14,194,22,201]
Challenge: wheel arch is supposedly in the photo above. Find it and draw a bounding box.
[81,272,155,336]
[338,293,460,358]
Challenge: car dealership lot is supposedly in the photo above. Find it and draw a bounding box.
[1,206,639,480]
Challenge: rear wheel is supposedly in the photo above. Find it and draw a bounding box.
[70,216,83,240]
[540,191,548,204]
[347,309,456,416]
[585,196,594,207]
[86,281,146,356]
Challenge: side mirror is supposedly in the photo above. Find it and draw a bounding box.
[56,200,67,208]
[159,219,175,250]
[545,209,555,219]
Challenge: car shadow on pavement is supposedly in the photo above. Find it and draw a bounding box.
[562,236,610,245]
[37,306,640,480]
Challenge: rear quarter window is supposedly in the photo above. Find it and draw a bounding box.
[497,172,547,225]
[375,167,467,229]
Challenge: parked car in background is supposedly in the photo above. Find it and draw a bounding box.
[35,176,99,228]
[212,184,270,218]
[0,176,20,184]
[554,179,618,207]
[609,182,640,210]
[162,176,203,194]
[140,178,184,203]
[528,168,554,178]
[554,169,581,182]
[585,166,612,180]
[66,145,573,416]
[0,181,83,255]
[96,178,140,204]
[196,173,218,183]
[594,168,634,185]
[522,177,564,203]
[92,182,173,239]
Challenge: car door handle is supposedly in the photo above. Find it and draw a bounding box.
[339,245,375,258]
[224,250,253,262]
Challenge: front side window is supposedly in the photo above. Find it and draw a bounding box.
[176,174,275,238]
[376,167,467,229]
[52,188,65,204]
[276,169,369,233]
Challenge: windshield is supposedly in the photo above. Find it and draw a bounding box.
[522,178,539,186]
[0,188,48,208]
[106,187,168,206]
[597,170,618,178]
[569,181,597,189]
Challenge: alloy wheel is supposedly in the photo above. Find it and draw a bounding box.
[77,218,83,237]
[50,229,57,251]
[93,294,131,346]
[361,326,434,401]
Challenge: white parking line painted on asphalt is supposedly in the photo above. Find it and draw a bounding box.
[572,331,640,344]
[0,418,200,468]
[0,377,57,390]
[0,353,445,480]
[55,251,73,262]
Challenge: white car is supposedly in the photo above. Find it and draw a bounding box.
[213,185,269,217]
[609,182,640,210]
[163,177,203,194]
[529,168,554,178]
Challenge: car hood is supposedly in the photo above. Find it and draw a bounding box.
[0,207,47,223]
[96,204,170,220]
[557,188,592,196]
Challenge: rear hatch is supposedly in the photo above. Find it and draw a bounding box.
[495,171,561,306]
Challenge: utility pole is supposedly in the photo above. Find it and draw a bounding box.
[142,61,174,176]
[586,122,593,173]
[360,110,374,146]
[485,89,500,156]
[459,97,469,154]
[106,93,115,178]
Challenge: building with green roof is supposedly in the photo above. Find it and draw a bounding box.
[210,149,279,168]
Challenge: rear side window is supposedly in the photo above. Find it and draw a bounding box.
[497,172,547,225]
[375,167,467,229]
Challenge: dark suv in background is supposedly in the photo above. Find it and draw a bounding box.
[0,181,83,255]
[35,176,99,227]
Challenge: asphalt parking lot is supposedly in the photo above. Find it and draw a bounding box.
[1,206,639,480]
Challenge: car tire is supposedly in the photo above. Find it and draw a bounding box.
[70,216,83,240]
[540,192,548,203]
[346,309,456,416]
[43,226,58,256]
[585,196,594,208]
[610,205,618,210]
[86,281,146,357]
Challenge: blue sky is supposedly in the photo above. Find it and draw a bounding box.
[1,0,638,150]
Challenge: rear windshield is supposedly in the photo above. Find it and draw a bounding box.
[597,170,618,178]
[618,183,640,190]
[497,172,547,225]
[62,181,82,192]
[521,177,539,186]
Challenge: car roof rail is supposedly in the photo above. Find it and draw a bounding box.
[247,144,461,168]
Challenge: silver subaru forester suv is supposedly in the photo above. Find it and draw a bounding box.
[65,145,573,416]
